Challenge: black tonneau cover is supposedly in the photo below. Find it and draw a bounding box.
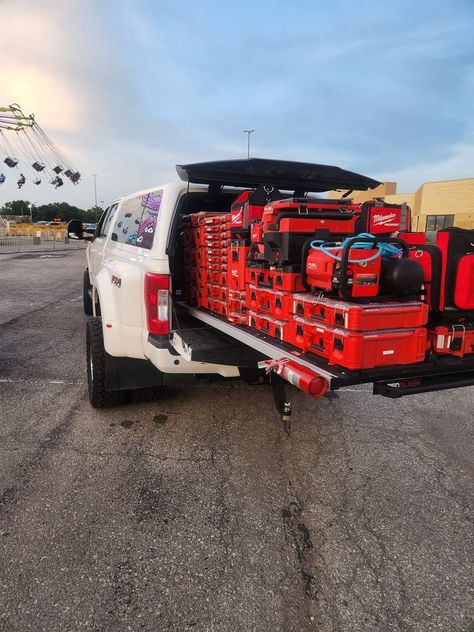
[176,158,381,193]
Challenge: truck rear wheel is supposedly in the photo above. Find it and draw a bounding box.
[86,317,125,408]
[83,269,93,316]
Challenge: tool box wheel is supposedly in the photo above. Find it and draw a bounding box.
[83,268,93,316]
[86,317,125,408]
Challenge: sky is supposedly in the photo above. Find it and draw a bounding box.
[0,0,473,209]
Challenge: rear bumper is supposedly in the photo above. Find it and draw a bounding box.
[145,336,240,377]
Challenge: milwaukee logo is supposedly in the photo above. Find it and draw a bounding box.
[372,212,398,227]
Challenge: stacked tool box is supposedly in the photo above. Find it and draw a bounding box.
[194,213,230,316]
[183,197,474,371]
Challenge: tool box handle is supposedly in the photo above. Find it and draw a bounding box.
[268,211,355,232]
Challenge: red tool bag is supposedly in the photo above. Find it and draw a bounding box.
[304,236,382,299]
[428,323,474,357]
[262,198,358,265]
[354,201,411,236]
[436,228,474,312]
[397,232,443,311]
[291,294,428,331]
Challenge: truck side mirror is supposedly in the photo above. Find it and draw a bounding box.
[68,219,84,240]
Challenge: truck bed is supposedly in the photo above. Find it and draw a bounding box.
[177,302,474,397]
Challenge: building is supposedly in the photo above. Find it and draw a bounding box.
[329,177,474,231]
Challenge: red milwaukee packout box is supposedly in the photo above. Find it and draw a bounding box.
[207,284,227,301]
[291,294,429,331]
[247,311,289,341]
[227,289,246,314]
[209,298,227,317]
[227,240,250,290]
[261,199,358,233]
[428,324,474,357]
[245,285,293,320]
[245,264,305,292]
[284,318,427,369]
[354,202,411,235]
[227,311,247,325]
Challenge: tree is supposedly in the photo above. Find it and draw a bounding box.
[84,206,105,222]
[0,200,33,217]
[33,202,85,222]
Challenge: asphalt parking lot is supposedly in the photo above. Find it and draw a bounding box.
[0,250,473,632]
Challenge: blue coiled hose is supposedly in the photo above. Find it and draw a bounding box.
[309,233,402,263]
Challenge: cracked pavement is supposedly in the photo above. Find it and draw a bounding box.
[0,250,473,631]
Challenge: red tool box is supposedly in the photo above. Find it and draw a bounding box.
[291,294,428,330]
[428,324,474,357]
[247,311,289,341]
[245,285,293,320]
[227,240,250,290]
[227,289,246,313]
[354,201,411,235]
[245,264,305,292]
[262,198,359,265]
[285,318,427,369]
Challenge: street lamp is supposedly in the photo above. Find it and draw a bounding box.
[243,129,254,159]
[27,202,33,224]
[92,174,98,208]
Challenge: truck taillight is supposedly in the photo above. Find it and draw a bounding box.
[145,273,170,335]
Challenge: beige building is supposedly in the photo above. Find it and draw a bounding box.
[329,177,474,231]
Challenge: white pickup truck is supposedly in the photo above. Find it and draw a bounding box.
[69,159,474,414]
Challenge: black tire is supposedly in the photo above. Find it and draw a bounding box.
[83,269,93,316]
[86,317,125,408]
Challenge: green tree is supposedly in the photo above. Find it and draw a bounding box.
[84,206,104,222]
[34,202,85,222]
[0,200,33,217]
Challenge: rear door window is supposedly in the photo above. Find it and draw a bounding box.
[111,190,162,249]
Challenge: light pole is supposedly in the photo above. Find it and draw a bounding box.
[28,202,33,224]
[243,129,254,159]
[92,174,98,208]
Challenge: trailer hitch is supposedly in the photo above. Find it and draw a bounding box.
[259,358,330,433]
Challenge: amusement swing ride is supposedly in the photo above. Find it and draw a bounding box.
[0,103,81,190]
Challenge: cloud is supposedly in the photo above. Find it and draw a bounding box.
[0,0,473,208]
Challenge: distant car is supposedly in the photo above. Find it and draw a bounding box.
[34,221,50,225]
[83,223,97,231]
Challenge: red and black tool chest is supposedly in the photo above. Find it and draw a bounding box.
[262,198,359,265]
[285,318,427,369]
[291,294,428,331]
[245,263,305,292]
[227,240,250,290]
[246,285,293,320]
[354,201,411,236]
